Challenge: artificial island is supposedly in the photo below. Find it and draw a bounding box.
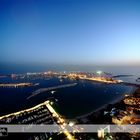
[0,70,140,140]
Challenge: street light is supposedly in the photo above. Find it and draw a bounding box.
[50,102,53,105]
[69,122,75,127]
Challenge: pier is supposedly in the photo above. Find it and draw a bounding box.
[0,83,33,88]
[0,100,75,140]
[27,83,77,99]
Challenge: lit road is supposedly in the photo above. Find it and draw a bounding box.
[45,101,75,140]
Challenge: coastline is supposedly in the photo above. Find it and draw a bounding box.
[76,86,137,119]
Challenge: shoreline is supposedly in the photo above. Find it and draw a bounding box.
[76,86,137,119]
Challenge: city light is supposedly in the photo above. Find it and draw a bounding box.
[69,122,75,127]
[96,71,102,75]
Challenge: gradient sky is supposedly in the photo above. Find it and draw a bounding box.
[1,0,140,65]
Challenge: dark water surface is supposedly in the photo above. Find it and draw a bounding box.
[0,77,133,119]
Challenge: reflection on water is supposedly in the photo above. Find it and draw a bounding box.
[0,77,133,118]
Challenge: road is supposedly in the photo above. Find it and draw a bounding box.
[45,101,75,140]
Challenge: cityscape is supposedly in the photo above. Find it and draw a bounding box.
[1,0,140,140]
[0,71,140,139]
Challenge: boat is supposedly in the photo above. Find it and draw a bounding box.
[51,91,56,94]
[34,83,40,86]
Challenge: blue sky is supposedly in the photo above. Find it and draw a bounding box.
[1,0,140,65]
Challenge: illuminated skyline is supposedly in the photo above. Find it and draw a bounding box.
[1,0,140,65]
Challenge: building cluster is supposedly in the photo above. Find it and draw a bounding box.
[75,88,140,139]
[66,71,121,84]
[124,97,140,106]
[112,88,140,124]
[112,110,132,124]
[5,70,122,85]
